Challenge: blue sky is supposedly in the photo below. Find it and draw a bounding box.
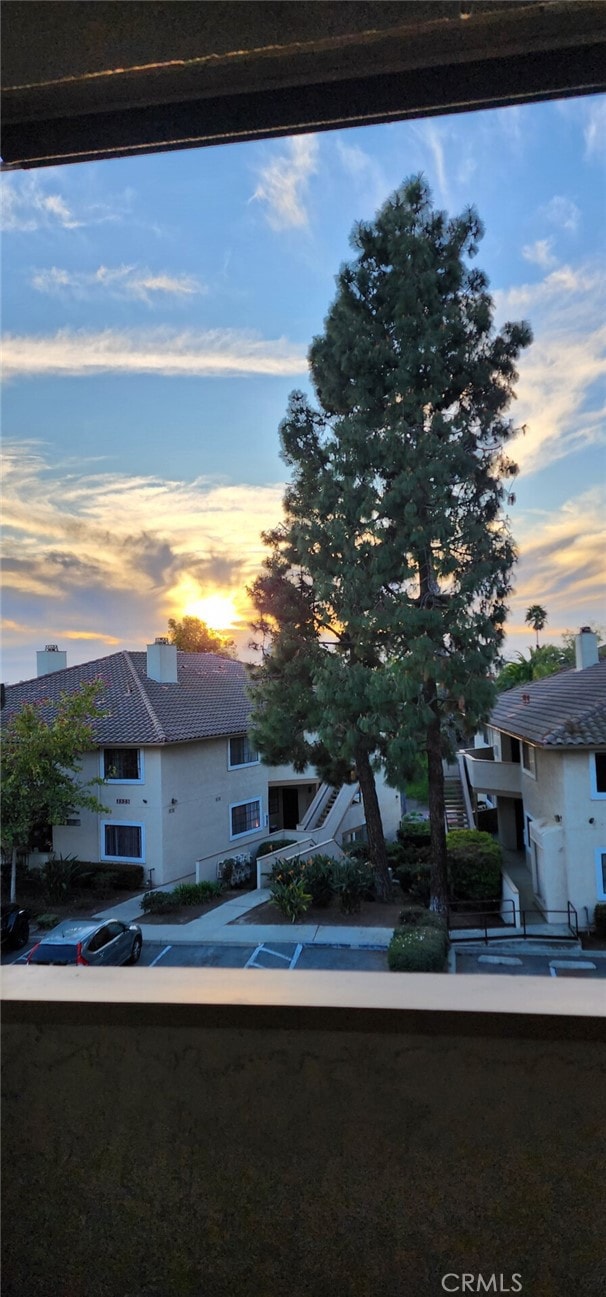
[2,94,605,682]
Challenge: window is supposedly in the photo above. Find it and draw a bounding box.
[590,752,606,799]
[595,849,606,901]
[230,798,262,838]
[521,742,536,777]
[102,748,142,782]
[228,735,259,768]
[88,926,112,953]
[102,823,143,860]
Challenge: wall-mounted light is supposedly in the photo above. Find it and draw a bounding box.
[589,817,595,825]
[171,797,178,805]
[554,814,562,823]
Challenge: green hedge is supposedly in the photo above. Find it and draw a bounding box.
[388,925,448,972]
[446,830,502,902]
[398,904,447,932]
[256,839,298,858]
[141,881,222,913]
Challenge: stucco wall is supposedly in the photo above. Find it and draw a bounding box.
[52,748,164,880]
[2,972,605,1297]
[561,750,606,918]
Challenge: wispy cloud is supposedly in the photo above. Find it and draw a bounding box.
[584,97,606,158]
[417,122,450,207]
[495,260,606,476]
[1,442,286,672]
[1,172,130,233]
[507,486,606,648]
[252,134,319,230]
[540,195,581,233]
[521,238,557,270]
[30,264,203,303]
[2,327,308,380]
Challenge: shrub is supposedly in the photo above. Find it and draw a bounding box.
[140,890,179,914]
[447,830,502,902]
[394,861,431,906]
[343,843,370,862]
[89,871,121,895]
[40,855,93,902]
[267,856,302,886]
[35,913,60,930]
[256,839,298,859]
[594,904,606,939]
[219,858,234,887]
[171,881,222,906]
[397,814,431,847]
[398,904,447,932]
[269,877,312,923]
[388,925,448,972]
[331,858,375,914]
[299,855,334,907]
[75,861,145,892]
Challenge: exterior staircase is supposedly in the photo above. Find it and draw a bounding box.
[443,776,470,830]
[315,786,339,829]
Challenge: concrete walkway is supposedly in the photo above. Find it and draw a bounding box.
[94,887,394,948]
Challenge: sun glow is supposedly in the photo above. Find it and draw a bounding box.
[184,594,239,630]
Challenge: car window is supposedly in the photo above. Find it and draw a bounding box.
[87,926,112,953]
[29,943,77,965]
[106,922,125,940]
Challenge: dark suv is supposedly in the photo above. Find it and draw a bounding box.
[1,903,30,951]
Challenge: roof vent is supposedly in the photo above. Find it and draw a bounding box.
[154,636,170,645]
[521,693,530,704]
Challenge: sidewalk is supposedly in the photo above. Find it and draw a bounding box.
[94,887,393,948]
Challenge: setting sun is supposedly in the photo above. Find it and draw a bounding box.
[184,594,239,630]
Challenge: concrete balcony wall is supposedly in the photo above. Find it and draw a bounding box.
[2,970,605,1297]
[462,749,522,797]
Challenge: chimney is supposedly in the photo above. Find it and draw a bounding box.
[36,644,67,677]
[146,637,178,683]
[575,627,599,671]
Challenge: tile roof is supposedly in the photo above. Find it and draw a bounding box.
[490,660,606,747]
[2,651,254,746]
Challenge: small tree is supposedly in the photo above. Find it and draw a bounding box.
[1,681,109,902]
[167,616,235,657]
[525,605,548,647]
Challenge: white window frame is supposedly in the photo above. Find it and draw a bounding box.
[521,741,537,779]
[100,820,145,862]
[595,848,606,902]
[227,735,260,770]
[589,752,606,800]
[100,748,144,785]
[229,797,263,840]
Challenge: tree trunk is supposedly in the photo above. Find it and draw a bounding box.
[355,745,392,901]
[10,846,18,904]
[425,685,449,915]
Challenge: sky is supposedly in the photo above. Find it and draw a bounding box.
[2,94,605,684]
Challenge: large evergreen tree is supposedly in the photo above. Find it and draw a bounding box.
[249,177,532,909]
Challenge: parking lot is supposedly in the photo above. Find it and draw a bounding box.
[3,938,390,972]
[5,938,606,976]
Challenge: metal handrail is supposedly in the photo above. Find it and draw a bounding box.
[450,900,580,944]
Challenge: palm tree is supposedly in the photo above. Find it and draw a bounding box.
[525,604,548,648]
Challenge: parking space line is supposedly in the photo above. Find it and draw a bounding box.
[149,945,172,966]
[245,943,304,970]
